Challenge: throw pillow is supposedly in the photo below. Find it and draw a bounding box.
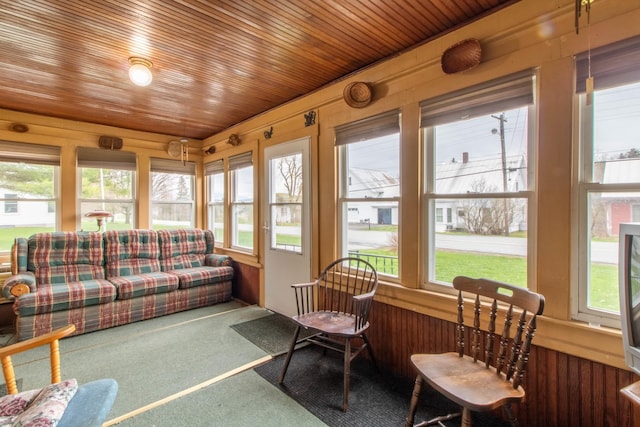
[12,379,78,427]
[0,388,40,417]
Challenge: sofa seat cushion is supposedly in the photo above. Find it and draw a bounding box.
[108,272,179,299]
[15,280,117,316]
[165,266,234,289]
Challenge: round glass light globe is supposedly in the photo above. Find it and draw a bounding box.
[129,63,153,86]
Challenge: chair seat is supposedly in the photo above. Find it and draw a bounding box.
[58,378,119,427]
[294,311,368,336]
[410,352,525,412]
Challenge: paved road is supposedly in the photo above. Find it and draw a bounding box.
[347,229,618,264]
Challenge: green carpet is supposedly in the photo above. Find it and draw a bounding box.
[9,301,322,426]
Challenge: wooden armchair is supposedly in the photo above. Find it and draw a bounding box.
[278,257,378,411]
[0,324,118,427]
[405,276,545,427]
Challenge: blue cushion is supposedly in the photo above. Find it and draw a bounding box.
[58,379,118,427]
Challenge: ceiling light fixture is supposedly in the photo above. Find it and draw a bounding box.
[128,57,153,87]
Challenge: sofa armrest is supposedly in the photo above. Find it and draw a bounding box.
[3,272,36,298]
[204,254,233,267]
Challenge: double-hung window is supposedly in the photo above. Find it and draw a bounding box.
[574,36,640,326]
[0,142,59,251]
[150,158,195,229]
[421,70,536,289]
[205,159,225,246]
[336,110,401,278]
[229,152,254,251]
[78,148,136,231]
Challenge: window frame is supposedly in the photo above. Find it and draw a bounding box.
[77,147,137,231]
[421,70,537,293]
[0,142,60,253]
[572,35,640,328]
[336,110,401,280]
[149,158,196,230]
[229,152,255,253]
[205,159,225,246]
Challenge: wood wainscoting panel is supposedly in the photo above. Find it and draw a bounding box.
[232,262,259,305]
[366,300,639,427]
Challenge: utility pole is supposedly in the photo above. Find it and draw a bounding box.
[492,113,509,236]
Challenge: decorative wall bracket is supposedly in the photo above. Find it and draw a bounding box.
[304,110,316,127]
[264,126,273,139]
[227,134,241,146]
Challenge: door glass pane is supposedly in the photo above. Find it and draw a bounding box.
[270,154,303,254]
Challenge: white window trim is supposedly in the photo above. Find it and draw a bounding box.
[336,110,401,281]
[420,71,537,293]
[229,152,254,253]
[571,36,640,328]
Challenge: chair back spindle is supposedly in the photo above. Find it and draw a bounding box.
[485,299,498,368]
[452,276,544,389]
[496,304,514,376]
[456,291,465,357]
[472,294,481,362]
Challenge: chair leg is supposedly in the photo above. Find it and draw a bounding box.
[342,337,351,412]
[361,333,378,370]
[503,403,519,427]
[461,407,472,427]
[278,325,302,384]
[405,375,423,427]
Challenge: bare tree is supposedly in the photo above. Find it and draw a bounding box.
[460,178,516,235]
[278,155,302,202]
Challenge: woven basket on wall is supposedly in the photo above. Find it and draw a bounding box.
[441,38,482,74]
[343,82,372,108]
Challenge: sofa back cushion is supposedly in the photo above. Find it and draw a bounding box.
[157,229,214,271]
[27,232,105,285]
[103,230,161,278]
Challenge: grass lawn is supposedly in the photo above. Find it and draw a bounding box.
[355,248,619,312]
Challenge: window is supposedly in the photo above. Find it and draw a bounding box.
[575,36,640,326]
[421,70,536,289]
[78,147,136,231]
[4,194,17,214]
[150,158,195,229]
[336,110,400,278]
[0,142,59,251]
[205,159,225,245]
[229,152,254,251]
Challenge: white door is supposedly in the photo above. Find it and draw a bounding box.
[263,137,311,316]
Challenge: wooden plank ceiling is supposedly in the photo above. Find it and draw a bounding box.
[0,0,516,140]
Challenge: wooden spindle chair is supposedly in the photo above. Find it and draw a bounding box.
[278,257,378,412]
[405,276,544,427]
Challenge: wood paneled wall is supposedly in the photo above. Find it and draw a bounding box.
[367,301,639,427]
[232,262,259,305]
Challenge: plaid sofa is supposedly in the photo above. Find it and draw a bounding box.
[3,229,234,341]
